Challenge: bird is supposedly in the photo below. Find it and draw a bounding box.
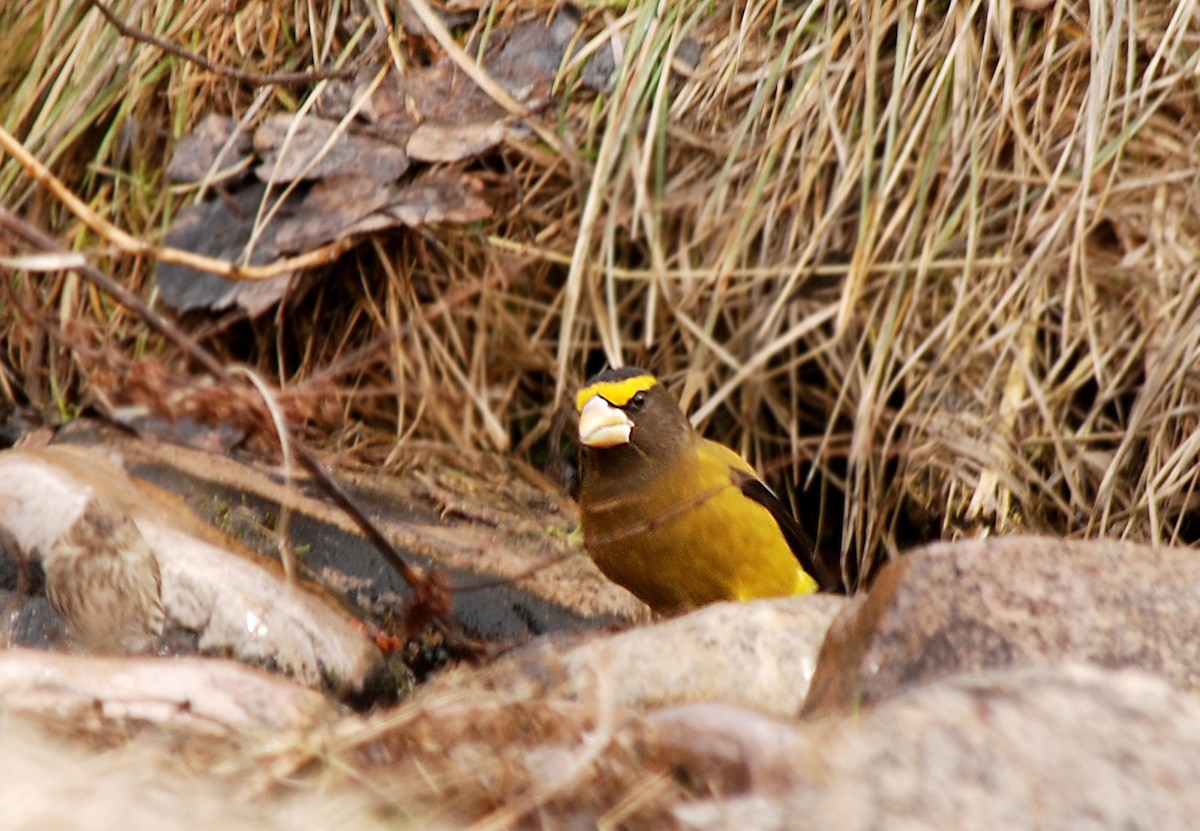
[574,367,832,614]
[0,448,165,655]
[41,495,166,656]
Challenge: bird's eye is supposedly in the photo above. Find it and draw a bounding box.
[628,391,647,411]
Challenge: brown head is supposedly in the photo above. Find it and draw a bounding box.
[575,368,693,479]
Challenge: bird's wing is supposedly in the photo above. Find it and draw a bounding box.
[728,466,841,592]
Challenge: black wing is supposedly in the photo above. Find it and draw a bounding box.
[731,469,840,592]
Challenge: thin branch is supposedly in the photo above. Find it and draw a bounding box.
[404,0,577,165]
[0,208,444,634]
[0,123,352,281]
[87,0,359,85]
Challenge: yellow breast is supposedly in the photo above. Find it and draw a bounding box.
[581,439,817,614]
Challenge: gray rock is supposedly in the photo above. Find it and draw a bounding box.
[804,535,1200,715]
[0,717,407,831]
[429,593,847,717]
[673,665,1200,831]
[0,445,387,700]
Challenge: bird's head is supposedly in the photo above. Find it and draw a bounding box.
[575,368,692,460]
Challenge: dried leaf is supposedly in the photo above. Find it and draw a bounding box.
[254,114,409,184]
[167,113,252,184]
[481,13,581,105]
[406,121,508,163]
[156,183,297,315]
[156,15,568,316]
[395,61,505,133]
[274,174,397,251]
[278,172,493,250]
[321,15,590,142]
[379,172,492,228]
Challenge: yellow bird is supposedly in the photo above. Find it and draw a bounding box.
[575,367,830,614]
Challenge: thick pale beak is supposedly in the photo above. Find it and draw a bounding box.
[578,396,632,448]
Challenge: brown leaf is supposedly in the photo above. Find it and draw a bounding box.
[319,14,589,151]
[379,172,492,228]
[399,60,506,132]
[406,121,507,163]
[481,13,581,107]
[254,114,409,184]
[274,174,397,251]
[167,113,252,184]
[156,183,298,315]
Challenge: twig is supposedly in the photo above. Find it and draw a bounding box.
[0,209,227,377]
[228,365,299,584]
[404,0,577,166]
[87,0,359,85]
[0,208,449,638]
[0,123,352,280]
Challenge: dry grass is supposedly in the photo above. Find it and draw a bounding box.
[3,0,1200,588]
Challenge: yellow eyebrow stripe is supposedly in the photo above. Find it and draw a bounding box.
[575,374,657,411]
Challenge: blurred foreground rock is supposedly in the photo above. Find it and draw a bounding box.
[0,717,400,831]
[672,665,1200,830]
[8,440,1200,831]
[0,647,332,735]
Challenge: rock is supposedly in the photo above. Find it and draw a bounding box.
[59,418,646,639]
[0,445,389,701]
[429,594,847,717]
[210,594,843,828]
[0,647,334,736]
[0,717,407,831]
[671,665,1200,831]
[638,702,810,794]
[803,536,1200,715]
